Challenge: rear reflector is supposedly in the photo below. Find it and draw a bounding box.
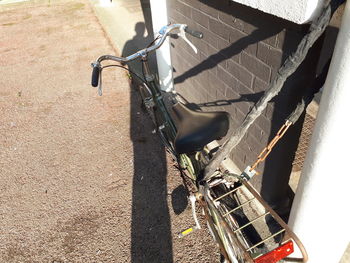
[254,241,294,263]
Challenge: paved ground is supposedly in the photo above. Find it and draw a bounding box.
[0,1,218,262]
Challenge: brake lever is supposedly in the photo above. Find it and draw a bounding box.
[178,24,198,54]
[98,73,103,96]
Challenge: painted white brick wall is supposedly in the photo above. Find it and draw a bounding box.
[232,0,326,24]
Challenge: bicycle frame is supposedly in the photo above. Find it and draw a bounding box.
[140,57,177,140]
[140,55,201,181]
[91,23,309,263]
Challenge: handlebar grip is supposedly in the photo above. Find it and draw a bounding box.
[91,64,101,87]
[184,27,203,39]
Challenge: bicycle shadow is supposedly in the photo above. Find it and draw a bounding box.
[123,19,174,263]
[177,91,264,111]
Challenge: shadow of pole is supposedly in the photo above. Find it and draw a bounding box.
[174,28,281,85]
[121,3,173,261]
[129,85,173,262]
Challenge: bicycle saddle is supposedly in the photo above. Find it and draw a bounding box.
[172,102,230,154]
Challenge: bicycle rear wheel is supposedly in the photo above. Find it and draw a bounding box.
[200,182,250,263]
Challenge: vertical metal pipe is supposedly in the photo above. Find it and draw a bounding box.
[289,2,350,262]
[149,0,174,92]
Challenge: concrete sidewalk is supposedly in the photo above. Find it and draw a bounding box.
[89,0,157,74]
[90,0,150,52]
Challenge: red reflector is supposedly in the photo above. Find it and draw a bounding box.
[254,241,294,263]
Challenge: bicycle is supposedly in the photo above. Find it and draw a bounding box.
[91,23,308,263]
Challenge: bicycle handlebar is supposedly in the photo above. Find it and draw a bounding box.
[91,24,203,87]
[91,62,101,87]
[184,26,203,39]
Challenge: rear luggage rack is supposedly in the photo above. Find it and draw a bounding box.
[202,175,308,263]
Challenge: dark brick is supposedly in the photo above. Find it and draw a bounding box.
[239,19,257,35]
[255,114,272,135]
[207,71,225,97]
[227,59,253,88]
[237,19,279,49]
[257,42,283,69]
[205,44,227,70]
[246,132,264,155]
[262,35,277,47]
[235,107,247,124]
[217,37,229,50]
[207,71,217,99]
[209,18,230,41]
[178,40,201,63]
[169,8,189,25]
[197,24,218,49]
[217,65,238,88]
[231,17,245,32]
[190,89,202,104]
[241,52,271,83]
[199,0,219,18]
[231,152,245,171]
[225,86,240,102]
[207,92,217,103]
[264,102,274,120]
[238,142,255,166]
[216,88,227,102]
[229,113,241,129]
[218,11,234,27]
[180,0,201,10]
[218,37,240,63]
[236,82,253,96]
[245,43,257,56]
[249,123,267,144]
[167,0,178,10]
[253,77,269,93]
[229,27,246,43]
[197,67,210,85]
[194,79,210,103]
[276,29,286,51]
[186,32,207,56]
[177,1,192,19]
[192,8,209,28]
[276,29,304,51]
[199,51,218,76]
[238,100,254,115]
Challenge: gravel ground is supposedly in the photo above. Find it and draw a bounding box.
[0,1,218,262]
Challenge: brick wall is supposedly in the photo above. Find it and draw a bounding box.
[167,0,323,212]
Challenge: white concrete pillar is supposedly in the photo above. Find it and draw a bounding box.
[98,0,113,7]
[288,2,350,262]
[149,0,174,92]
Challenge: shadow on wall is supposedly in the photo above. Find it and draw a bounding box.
[122,1,174,263]
[170,0,325,218]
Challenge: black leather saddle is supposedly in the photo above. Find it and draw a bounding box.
[172,102,230,154]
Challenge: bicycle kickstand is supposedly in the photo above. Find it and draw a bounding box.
[178,194,201,238]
